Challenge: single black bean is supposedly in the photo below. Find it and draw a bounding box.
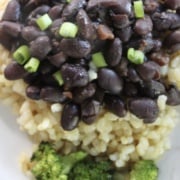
[30,36,52,60]
[62,0,86,18]
[149,51,170,66]
[48,4,64,20]
[136,61,161,81]
[127,67,141,83]
[87,0,132,15]
[4,61,27,80]
[134,15,153,36]
[164,30,180,48]
[61,63,89,88]
[152,12,180,31]
[115,26,132,42]
[59,38,91,58]
[104,95,126,117]
[139,80,166,98]
[0,21,22,38]
[115,58,129,77]
[105,38,122,67]
[76,9,96,40]
[144,0,159,14]
[98,68,123,94]
[21,26,46,42]
[48,52,67,68]
[111,13,130,29]
[26,85,41,100]
[128,98,159,123]
[73,83,96,103]
[166,86,180,106]
[81,100,100,124]
[2,0,21,21]
[40,87,67,103]
[124,83,138,97]
[61,102,80,131]
[164,0,180,10]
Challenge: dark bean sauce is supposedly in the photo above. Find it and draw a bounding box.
[0,0,180,130]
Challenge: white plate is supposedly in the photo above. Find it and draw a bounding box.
[0,102,180,180]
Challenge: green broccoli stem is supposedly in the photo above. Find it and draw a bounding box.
[61,151,88,174]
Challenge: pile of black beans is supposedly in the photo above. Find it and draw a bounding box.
[0,0,180,130]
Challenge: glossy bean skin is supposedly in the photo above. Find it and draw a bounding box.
[98,68,123,94]
[61,102,80,131]
[104,95,126,117]
[26,85,41,100]
[81,100,100,124]
[129,98,159,123]
[4,61,27,80]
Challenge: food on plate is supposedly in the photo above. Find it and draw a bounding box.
[0,0,180,177]
[29,142,158,180]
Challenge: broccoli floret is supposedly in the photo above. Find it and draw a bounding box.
[30,142,87,180]
[68,157,113,180]
[130,160,158,180]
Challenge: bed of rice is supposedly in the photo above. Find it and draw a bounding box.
[0,0,180,169]
[0,43,179,168]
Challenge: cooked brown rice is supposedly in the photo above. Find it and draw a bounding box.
[0,0,179,168]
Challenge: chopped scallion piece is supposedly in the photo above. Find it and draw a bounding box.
[66,0,72,3]
[36,14,52,31]
[59,22,78,38]
[92,52,107,68]
[127,48,144,64]
[134,0,144,18]
[24,57,40,73]
[53,71,64,86]
[13,45,30,65]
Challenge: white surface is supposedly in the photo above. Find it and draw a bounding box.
[0,102,180,180]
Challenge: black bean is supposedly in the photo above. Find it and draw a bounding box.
[0,21,22,38]
[98,68,123,94]
[152,12,180,31]
[61,102,80,131]
[26,85,41,100]
[127,67,141,83]
[94,86,105,103]
[39,61,56,75]
[61,63,89,88]
[144,0,159,14]
[105,38,122,67]
[149,52,170,66]
[104,95,126,117]
[30,36,52,60]
[139,80,166,98]
[164,0,180,10]
[73,83,96,103]
[115,58,129,77]
[2,0,21,22]
[59,38,91,58]
[111,13,130,29]
[164,30,180,48]
[50,18,64,37]
[4,61,27,80]
[87,0,132,15]
[48,4,64,20]
[124,83,138,97]
[81,100,100,124]
[48,52,67,68]
[128,98,159,123]
[136,61,161,81]
[40,87,67,103]
[76,9,96,40]
[21,26,46,42]
[134,16,153,36]
[62,0,86,18]
[115,26,132,42]
[23,72,40,84]
[166,86,180,106]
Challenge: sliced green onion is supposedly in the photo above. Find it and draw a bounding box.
[24,57,40,73]
[53,71,64,86]
[134,0,144,18]
[59,22,78,38]
[13,45,30,65]
[127,48,144,64]
[92,52,107,68]
[36,14,52,31]
[66,0,72,3]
